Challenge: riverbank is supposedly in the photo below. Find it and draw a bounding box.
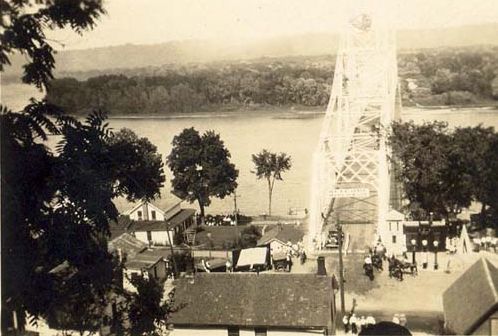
[106,104,498,120]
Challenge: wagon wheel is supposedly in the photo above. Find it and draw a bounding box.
[276,264,286,272]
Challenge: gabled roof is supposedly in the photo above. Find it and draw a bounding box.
[128,209,196,232]
[443,257,498,334]
[257,225,304,246]
[123,194,184,216]
[170,273,333,329]
[125,249,171,270]
[386,209,405,221]
[123,201,165,217]
[168,208,196,229]
[108,233,147,258]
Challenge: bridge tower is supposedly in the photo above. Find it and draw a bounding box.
[308,2,400,250]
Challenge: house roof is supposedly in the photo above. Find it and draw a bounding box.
[129,209,196,232]
[168,208,196,229]
[108,233,147,258]
[386,209,405,221]
[109,215,134,239]
[170,273,333,329]
[123,195,184,216]
[257,225,304,246]
[123,201,165,217]
[129,220,169,232]
[442,257,498,334]
[125,248,171,270]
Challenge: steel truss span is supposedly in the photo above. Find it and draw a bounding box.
[308,3,399,250]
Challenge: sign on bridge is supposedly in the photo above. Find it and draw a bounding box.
[330,188,370,198]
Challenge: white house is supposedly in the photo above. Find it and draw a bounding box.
[124,201,168,221]
[125,198,196,246]
[169,272,335,335]
[380,209,407,254]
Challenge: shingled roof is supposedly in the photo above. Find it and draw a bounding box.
[443,257,498,334]
[257,225,304,246]
[108,233,147,258]
[170,273,333,329]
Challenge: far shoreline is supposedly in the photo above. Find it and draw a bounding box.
[106,104,498,120]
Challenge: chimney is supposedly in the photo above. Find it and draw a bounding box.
[317,256,327,276]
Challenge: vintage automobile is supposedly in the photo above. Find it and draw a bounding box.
[324,230,344,249]
[271,252,290,272]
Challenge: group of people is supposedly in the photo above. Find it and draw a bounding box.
[342,314,376,334]
[202,214,237,226]
[472,236,497,252]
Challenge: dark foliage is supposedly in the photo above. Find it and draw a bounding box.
[166,128,238,219]
[239,225,262,249]
[390,121,498,226]
[251,150,291,216]
[1,1,168,333]
[45,48,498,115]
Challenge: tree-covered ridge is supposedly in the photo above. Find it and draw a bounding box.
[45,47,498,116]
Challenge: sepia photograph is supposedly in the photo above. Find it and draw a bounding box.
[1,0,498,335]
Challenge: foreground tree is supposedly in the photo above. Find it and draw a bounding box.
[390,121,460,219]
[390,121,498,225]
[127,277,176,336]
[1,0,167,332]
[167,128,238,221]
[251,150,292,216]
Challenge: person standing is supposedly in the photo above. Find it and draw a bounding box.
[350,314,358,334]
[366,315,376,327]
[342,314,350,333]
[359,316,366,333]
[286,254,293,272]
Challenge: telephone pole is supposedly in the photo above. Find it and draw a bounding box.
[233,190,240,225]
[337,215,345,315]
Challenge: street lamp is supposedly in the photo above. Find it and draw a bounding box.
[411,238,417,265]
[422,239,428,269]
[433,240,439,270]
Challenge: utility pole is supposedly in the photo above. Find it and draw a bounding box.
[166,224,178,277]
[233,190,239,225]
[337,214,345,316]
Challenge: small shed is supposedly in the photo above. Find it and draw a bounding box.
[257,224,304,256]
[123,249,171,292]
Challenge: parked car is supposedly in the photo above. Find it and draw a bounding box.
[324,230,344,249]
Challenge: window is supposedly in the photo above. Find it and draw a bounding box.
[396,222,400,231]
[227,327,239,336]
[137,210,143,220]
[389,222,392,231]
[151,210,156,220]
[392,235,397,244]
[147,231,152,242]
[491,318,498,335]
[254,328,267,336]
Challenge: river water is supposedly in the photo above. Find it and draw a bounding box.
[2,83,498,216]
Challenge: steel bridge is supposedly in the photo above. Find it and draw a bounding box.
[308,2,401,250]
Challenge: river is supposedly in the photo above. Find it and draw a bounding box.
[2,83,498,216]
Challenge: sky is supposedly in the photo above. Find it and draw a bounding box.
[48,0,498,50]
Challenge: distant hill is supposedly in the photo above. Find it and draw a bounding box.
[3,23,498,79]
